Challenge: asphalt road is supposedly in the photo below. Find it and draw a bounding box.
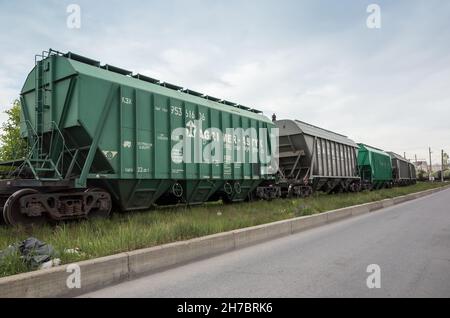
[81,188,450,298]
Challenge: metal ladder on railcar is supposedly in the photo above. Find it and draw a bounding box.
[11,50,75,181]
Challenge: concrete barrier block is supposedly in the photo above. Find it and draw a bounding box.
[290,213,328,233]
[401,193,413,200]
[186,232,235,260]
[73,253,129,294]
[326,208,352,222]
[350,204,371,216]
[128,241,189,276]
[0,266,67,298]
[393,196,408,204]
[378,199,393,209]
[367,201,384,211]
[233,220,291,248]
[413,192,425,199]
[0,252,129,298]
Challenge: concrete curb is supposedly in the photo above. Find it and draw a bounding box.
[0,185,448,297]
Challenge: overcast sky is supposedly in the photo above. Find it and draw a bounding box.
[0,0,449,164]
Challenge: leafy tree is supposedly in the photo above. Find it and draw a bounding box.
[417,169,427,181]
[0,100,27,161]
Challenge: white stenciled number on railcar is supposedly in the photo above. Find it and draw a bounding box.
[123,141,132,148]
[121,97,132,105]
[185,109,196,120]
[171,106,182,116]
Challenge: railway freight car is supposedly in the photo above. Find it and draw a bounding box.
[0,49,276,225]
[387,152,417,185]
[256,119,360,199]
[435,170,450,181]
[357,144,393,189]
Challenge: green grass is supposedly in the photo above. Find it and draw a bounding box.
[0,181,447,278]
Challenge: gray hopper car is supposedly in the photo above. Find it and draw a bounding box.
[387,152,417,185]
[257,119,361,199]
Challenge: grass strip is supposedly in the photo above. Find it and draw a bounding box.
[0,181,447,278]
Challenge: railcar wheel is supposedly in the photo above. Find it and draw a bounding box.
[3,189,44,226]
[84,188,112,219]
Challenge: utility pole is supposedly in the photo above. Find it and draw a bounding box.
[429,147,433,179]
[415,154,417,166]
[404,152,406,159]
[442,150,445,182]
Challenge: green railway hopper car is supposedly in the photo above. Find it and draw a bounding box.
[357,144,393,189]
[0,50,276,225]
